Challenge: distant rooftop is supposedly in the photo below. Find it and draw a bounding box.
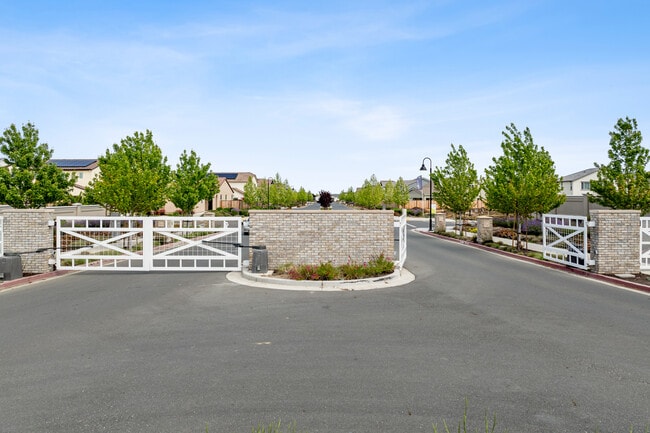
[49,159,98,169]
[562,167,598,182]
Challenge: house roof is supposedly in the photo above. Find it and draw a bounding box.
[562,168,598,182]
[214,172,257,183]
[49,159,98,169]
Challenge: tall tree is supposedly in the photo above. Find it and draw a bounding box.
[382,180,395,209]
[589,117,650,213]
[84,130,171,215]
[483,123,565,249]
[356,174,384,209]
[243,176,262,208]
[392,177,410,208]
[0,122,74,208]
[431,144,481,234]
[169,150,219,215]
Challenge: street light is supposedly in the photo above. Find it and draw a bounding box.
[420,157,433,231]
[267,178,273,210]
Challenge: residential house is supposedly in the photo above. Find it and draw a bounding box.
[49,159,100,196]
[561,168,599,196]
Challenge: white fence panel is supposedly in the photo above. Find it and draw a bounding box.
[640,217,650,271]
[394,210,407,269]
[542,214,592,270]
[0,215,3,257]
[56,216,242,271]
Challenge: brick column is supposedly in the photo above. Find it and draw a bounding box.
[434,212,447,233]
[1,209,55,274]
[476,216,493,244]
[590,210,640,274]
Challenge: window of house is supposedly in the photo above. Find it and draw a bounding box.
[78,172,83,179]
[581,181,590,191]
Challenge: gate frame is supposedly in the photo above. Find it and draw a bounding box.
[394,209,407,269]
[56,216,242,271]
[640,217,650,271]
[542,214,593,270]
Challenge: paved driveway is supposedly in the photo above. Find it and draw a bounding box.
[1,231,649,432]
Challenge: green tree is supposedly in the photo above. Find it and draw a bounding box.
[169,150,219,215]
[382,180,395,209]
[356,174,384,209]
[392,177,410,208]
[85,130,171,215]
[243,176,262,208]
[296,187,311,206]
[339,187,355,204]
[431,144,481,234]
[589,117,650,213]
[0,122,74,208]
[484,123,565,249]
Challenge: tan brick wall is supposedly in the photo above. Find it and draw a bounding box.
[590,210,640,274]
[249,210,394,269]
[1,209,55,274]
[476,216,493,244]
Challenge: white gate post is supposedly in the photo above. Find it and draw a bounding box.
[142,218,153,271]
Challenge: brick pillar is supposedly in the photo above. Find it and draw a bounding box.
[590,210,640,274]
[476,216,493,244]
[434,212,447,233]
[1,209,55,275]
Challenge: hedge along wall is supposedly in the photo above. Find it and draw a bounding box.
[249,210,394,269]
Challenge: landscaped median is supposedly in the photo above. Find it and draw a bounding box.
[227,266,415,291]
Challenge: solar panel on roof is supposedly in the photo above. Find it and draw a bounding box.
[215,173,238,179]
[49,159,97,168]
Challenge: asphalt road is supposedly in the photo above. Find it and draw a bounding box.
[0,225,649,432]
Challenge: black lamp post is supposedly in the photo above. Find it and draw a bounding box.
[267,178,273,209]
[420,157,433,231]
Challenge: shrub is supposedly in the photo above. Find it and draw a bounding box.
[317,190,333,208]
[276,255,394,281]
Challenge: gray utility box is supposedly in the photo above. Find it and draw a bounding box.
[251,247,268,273]
[0,255,23,280]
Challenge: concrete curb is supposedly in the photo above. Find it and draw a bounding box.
[227,268,415,291]
[416,229,650,295]
[0,270,75,293]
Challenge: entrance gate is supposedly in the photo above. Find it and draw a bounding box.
[56,216,242,271]
[542,214,593,270]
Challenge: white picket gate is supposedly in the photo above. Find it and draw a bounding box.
[0,215,3,257]
[56,216,242,271]
[640,217,650,271]
[394,210,407,269]
[542,214,593,270]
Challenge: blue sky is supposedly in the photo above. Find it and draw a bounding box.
[1,1,649,193]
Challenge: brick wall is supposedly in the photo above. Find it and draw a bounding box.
[0,209,55,274]
[590,210,640,274]
[249,210,394,269]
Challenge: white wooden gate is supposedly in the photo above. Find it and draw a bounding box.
[640,217,650,271]
[394,210,407,269]
[0,215,3,257]
[542,214,593,270]
[56,216,242,271]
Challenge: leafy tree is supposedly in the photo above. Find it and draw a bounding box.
[339,187,355,203]
[296,187,311,206]
[589,117,650,213]
[483,123,565,249]
[355,174,384,209]
[169,150,219,215]
[431,144,481,234]
[84,130,171,215]
[392,177,410,208]
[0,122,74,208]
[318,190,333,208]
[243,176,262,208]
[382,180,395,209]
